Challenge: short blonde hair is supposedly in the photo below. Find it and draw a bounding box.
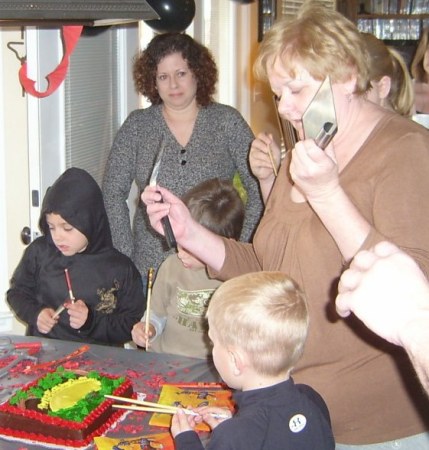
[254,3,370,95]
[207,272,308,377]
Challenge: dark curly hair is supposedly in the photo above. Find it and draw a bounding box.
[133,33,218,107]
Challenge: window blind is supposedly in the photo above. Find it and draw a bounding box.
[64,25,138,185]
[64,27,118,185]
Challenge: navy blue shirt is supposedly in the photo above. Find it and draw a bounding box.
[175,377,335,450]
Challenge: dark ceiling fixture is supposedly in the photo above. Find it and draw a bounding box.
[0,0,198,31]
[0,0,160,26]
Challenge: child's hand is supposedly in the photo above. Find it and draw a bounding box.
[131,322,155,347]
[65,299,88,329]
[171,408,198,438]
[195,406,232,430]
[37,308,59,334]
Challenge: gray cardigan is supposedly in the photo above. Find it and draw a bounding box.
[102,103,262,277]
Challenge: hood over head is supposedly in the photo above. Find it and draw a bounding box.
[39,167,113,253]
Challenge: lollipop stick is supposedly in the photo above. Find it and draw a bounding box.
[64,268,75,302]
[145,268,155,349]
[267,143,278,177]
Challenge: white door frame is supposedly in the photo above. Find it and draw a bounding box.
[0,27,29,334]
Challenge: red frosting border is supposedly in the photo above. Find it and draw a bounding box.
[0,372,133,448]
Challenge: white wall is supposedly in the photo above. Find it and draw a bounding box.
[0,27,29,334]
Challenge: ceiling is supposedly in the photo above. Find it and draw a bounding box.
[0,0,159,26]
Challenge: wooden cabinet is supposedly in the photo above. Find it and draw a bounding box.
[337,0,428,64]
[337,0,428,36]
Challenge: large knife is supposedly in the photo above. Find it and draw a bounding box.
[149,138,177,250]
[302,76,338,150]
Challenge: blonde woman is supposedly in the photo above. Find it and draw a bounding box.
[411,27,429,114]
[362,33,414,117]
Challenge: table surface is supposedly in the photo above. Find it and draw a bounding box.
[0,335,221,449]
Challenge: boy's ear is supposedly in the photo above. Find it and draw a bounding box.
[228,347,247,376]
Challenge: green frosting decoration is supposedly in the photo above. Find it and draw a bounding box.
[9,366,125,423]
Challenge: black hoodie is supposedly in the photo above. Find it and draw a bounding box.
[7,168,145,345]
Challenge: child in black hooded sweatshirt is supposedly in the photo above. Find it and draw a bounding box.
[7,167,145,346]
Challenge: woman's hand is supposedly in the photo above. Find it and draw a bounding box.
[249,133,280,182]
[289,139,339,202]
[141,184,165,208]
[141,185,193,244]
[249,133,281,203]
[65,299,88,329]
[142,185,227,272]
[131,321,155,347]
[37,308,59,334]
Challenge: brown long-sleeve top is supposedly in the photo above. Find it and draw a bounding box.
[210,113,429,444]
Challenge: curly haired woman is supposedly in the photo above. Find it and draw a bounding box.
[102,33,262,281]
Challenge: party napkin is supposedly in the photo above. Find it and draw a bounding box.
[94,431,174,449]
[148,383,234,432]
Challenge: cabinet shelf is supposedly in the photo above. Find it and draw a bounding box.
[337,0,429,22]
[356,14,426,41]
[337,0,427,63]
[357,13,429,19]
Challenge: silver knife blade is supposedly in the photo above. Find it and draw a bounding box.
[149,137,166,187]
[302,76,338,150]
[148,137,177,250]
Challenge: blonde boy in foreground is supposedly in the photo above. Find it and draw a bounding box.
[171,272,335,450]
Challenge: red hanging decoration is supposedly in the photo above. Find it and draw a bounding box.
[19,25,83,98]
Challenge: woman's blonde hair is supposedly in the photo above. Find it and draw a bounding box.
[363,33,414,116]
[207,272,309,377]
[411,27,429,83]
[254,3,370,95]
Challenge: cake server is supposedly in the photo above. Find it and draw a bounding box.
[149,137,177,250]
[302,76,338,150]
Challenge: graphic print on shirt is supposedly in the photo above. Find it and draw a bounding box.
[174,287,216,333]
[96,280,120,314]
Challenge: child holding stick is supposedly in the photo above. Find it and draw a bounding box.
[171,271,335,449]
[131,178,244,359]
[7,168,145,346]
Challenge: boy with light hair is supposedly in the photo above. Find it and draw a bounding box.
[171,271,335,450]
